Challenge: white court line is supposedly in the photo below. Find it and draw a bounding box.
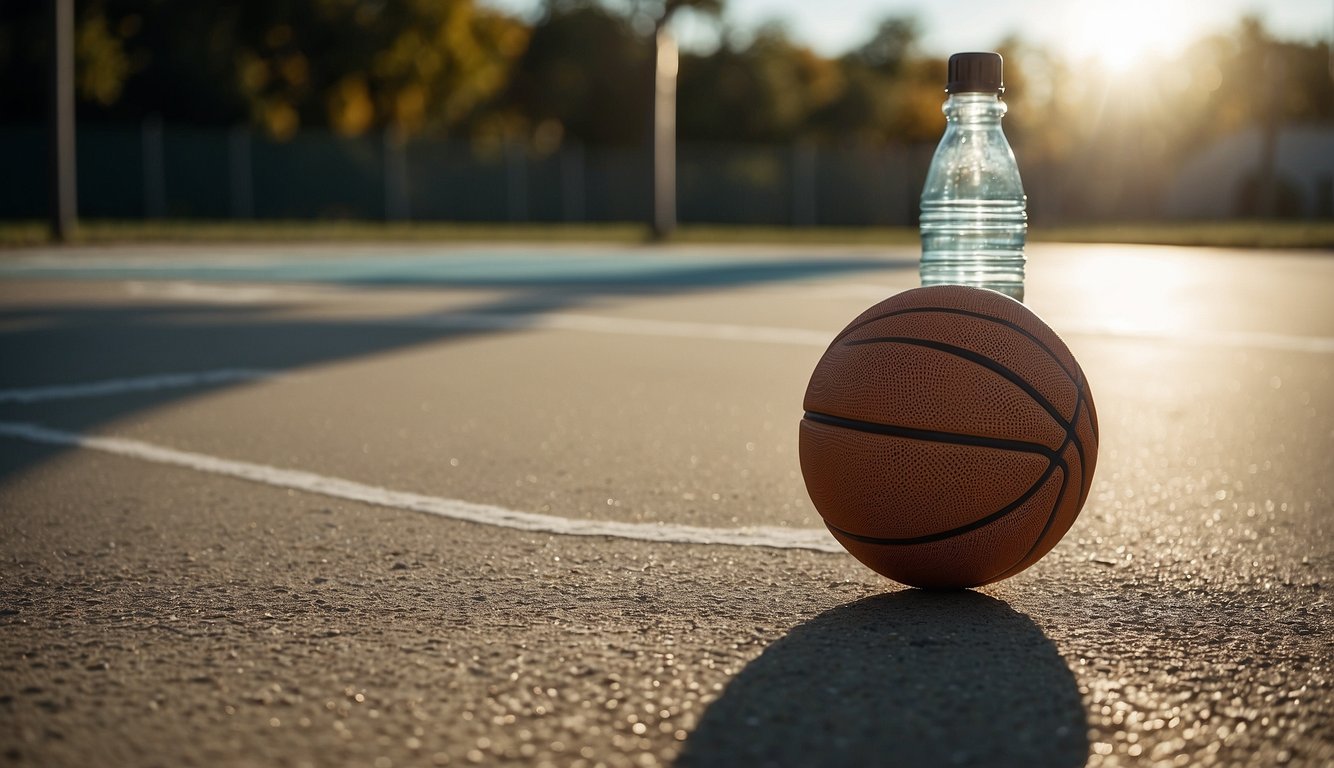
[125,281,292,304]
[103,277,1333,354]
[407,311,836,346]
[0,422,841,553]
[0,370,279,404]
[1058,323,1334,355]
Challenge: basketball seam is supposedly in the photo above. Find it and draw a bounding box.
[840,316,1094,489]
[1084,378,1100,443]
[807,351,1091,570]
[1067,368,1088,498]
[804,410,1068,547]
[1077,413,1099,504]
[829,305,1078,385]
[811,303,1100,580]
[988,383,1087,583]
[823,459,1066,546]
[845,336,1074,434]
[802,410,1059,460]
[1072,381,1091,507]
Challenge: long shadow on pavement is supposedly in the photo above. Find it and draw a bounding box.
[0,254,915,291]
[0,254,910,486]
[678,590,1088,768]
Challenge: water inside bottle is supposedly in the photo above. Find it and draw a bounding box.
[919,198,1027,301]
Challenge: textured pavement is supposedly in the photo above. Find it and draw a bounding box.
[0,242,1330,767]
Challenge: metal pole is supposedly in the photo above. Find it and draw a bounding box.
[650,27,677,240]
[48,0,77,240]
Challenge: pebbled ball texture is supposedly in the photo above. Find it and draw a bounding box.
[799,285,1098,589]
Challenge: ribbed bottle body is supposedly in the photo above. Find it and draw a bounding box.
[919,198,1026,300]
[919,90,1027,301]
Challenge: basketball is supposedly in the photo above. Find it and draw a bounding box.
[799,285,1098,589]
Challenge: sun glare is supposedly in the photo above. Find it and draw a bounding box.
[1059,1,1210,74]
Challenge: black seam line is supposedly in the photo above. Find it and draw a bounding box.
[803,410,1059,461]
[845,336,1073,432]
[828,304,1077,385]
[1071,387,1094,510]
[836,307,1094,458]
[990,462,1072,582]
[895,307,1075,381]
[824,458,1067,546]
[992,387,1086,582]
[1084,377,1100,444]
[1064,374,1087,495]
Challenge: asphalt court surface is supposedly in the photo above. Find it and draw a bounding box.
[0,242,1330,767]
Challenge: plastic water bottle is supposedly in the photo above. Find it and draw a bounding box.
[919,52,1027,301]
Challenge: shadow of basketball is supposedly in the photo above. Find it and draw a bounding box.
[677,590,1087,768]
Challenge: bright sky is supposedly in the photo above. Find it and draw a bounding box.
[481,0,1333,71]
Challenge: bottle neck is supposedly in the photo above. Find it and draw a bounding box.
[942,92,1007,124]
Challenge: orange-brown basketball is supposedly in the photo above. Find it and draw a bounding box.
[799,285,1098,589]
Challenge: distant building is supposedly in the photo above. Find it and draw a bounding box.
[1166,124,1334,219]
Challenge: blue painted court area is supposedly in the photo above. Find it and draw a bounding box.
[0,246,910,288]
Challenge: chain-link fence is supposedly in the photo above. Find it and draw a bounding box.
[4,121,1331,225]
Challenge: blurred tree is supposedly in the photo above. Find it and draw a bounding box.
[851,15,921,75]
[677,16,942,145]
[990,37,1065,158]
[3,3,1330,174]
[0,6,48,120]
[679,23,842,143]
[505,1,645,146]
[1195,18,1334,137]
[993,16,1334,222]
[107,2,252,125]
[73,4,136,105]
[0,1,528,140]
[808,16,942,144]
[0,2,174,122]
[222,0,529,139]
